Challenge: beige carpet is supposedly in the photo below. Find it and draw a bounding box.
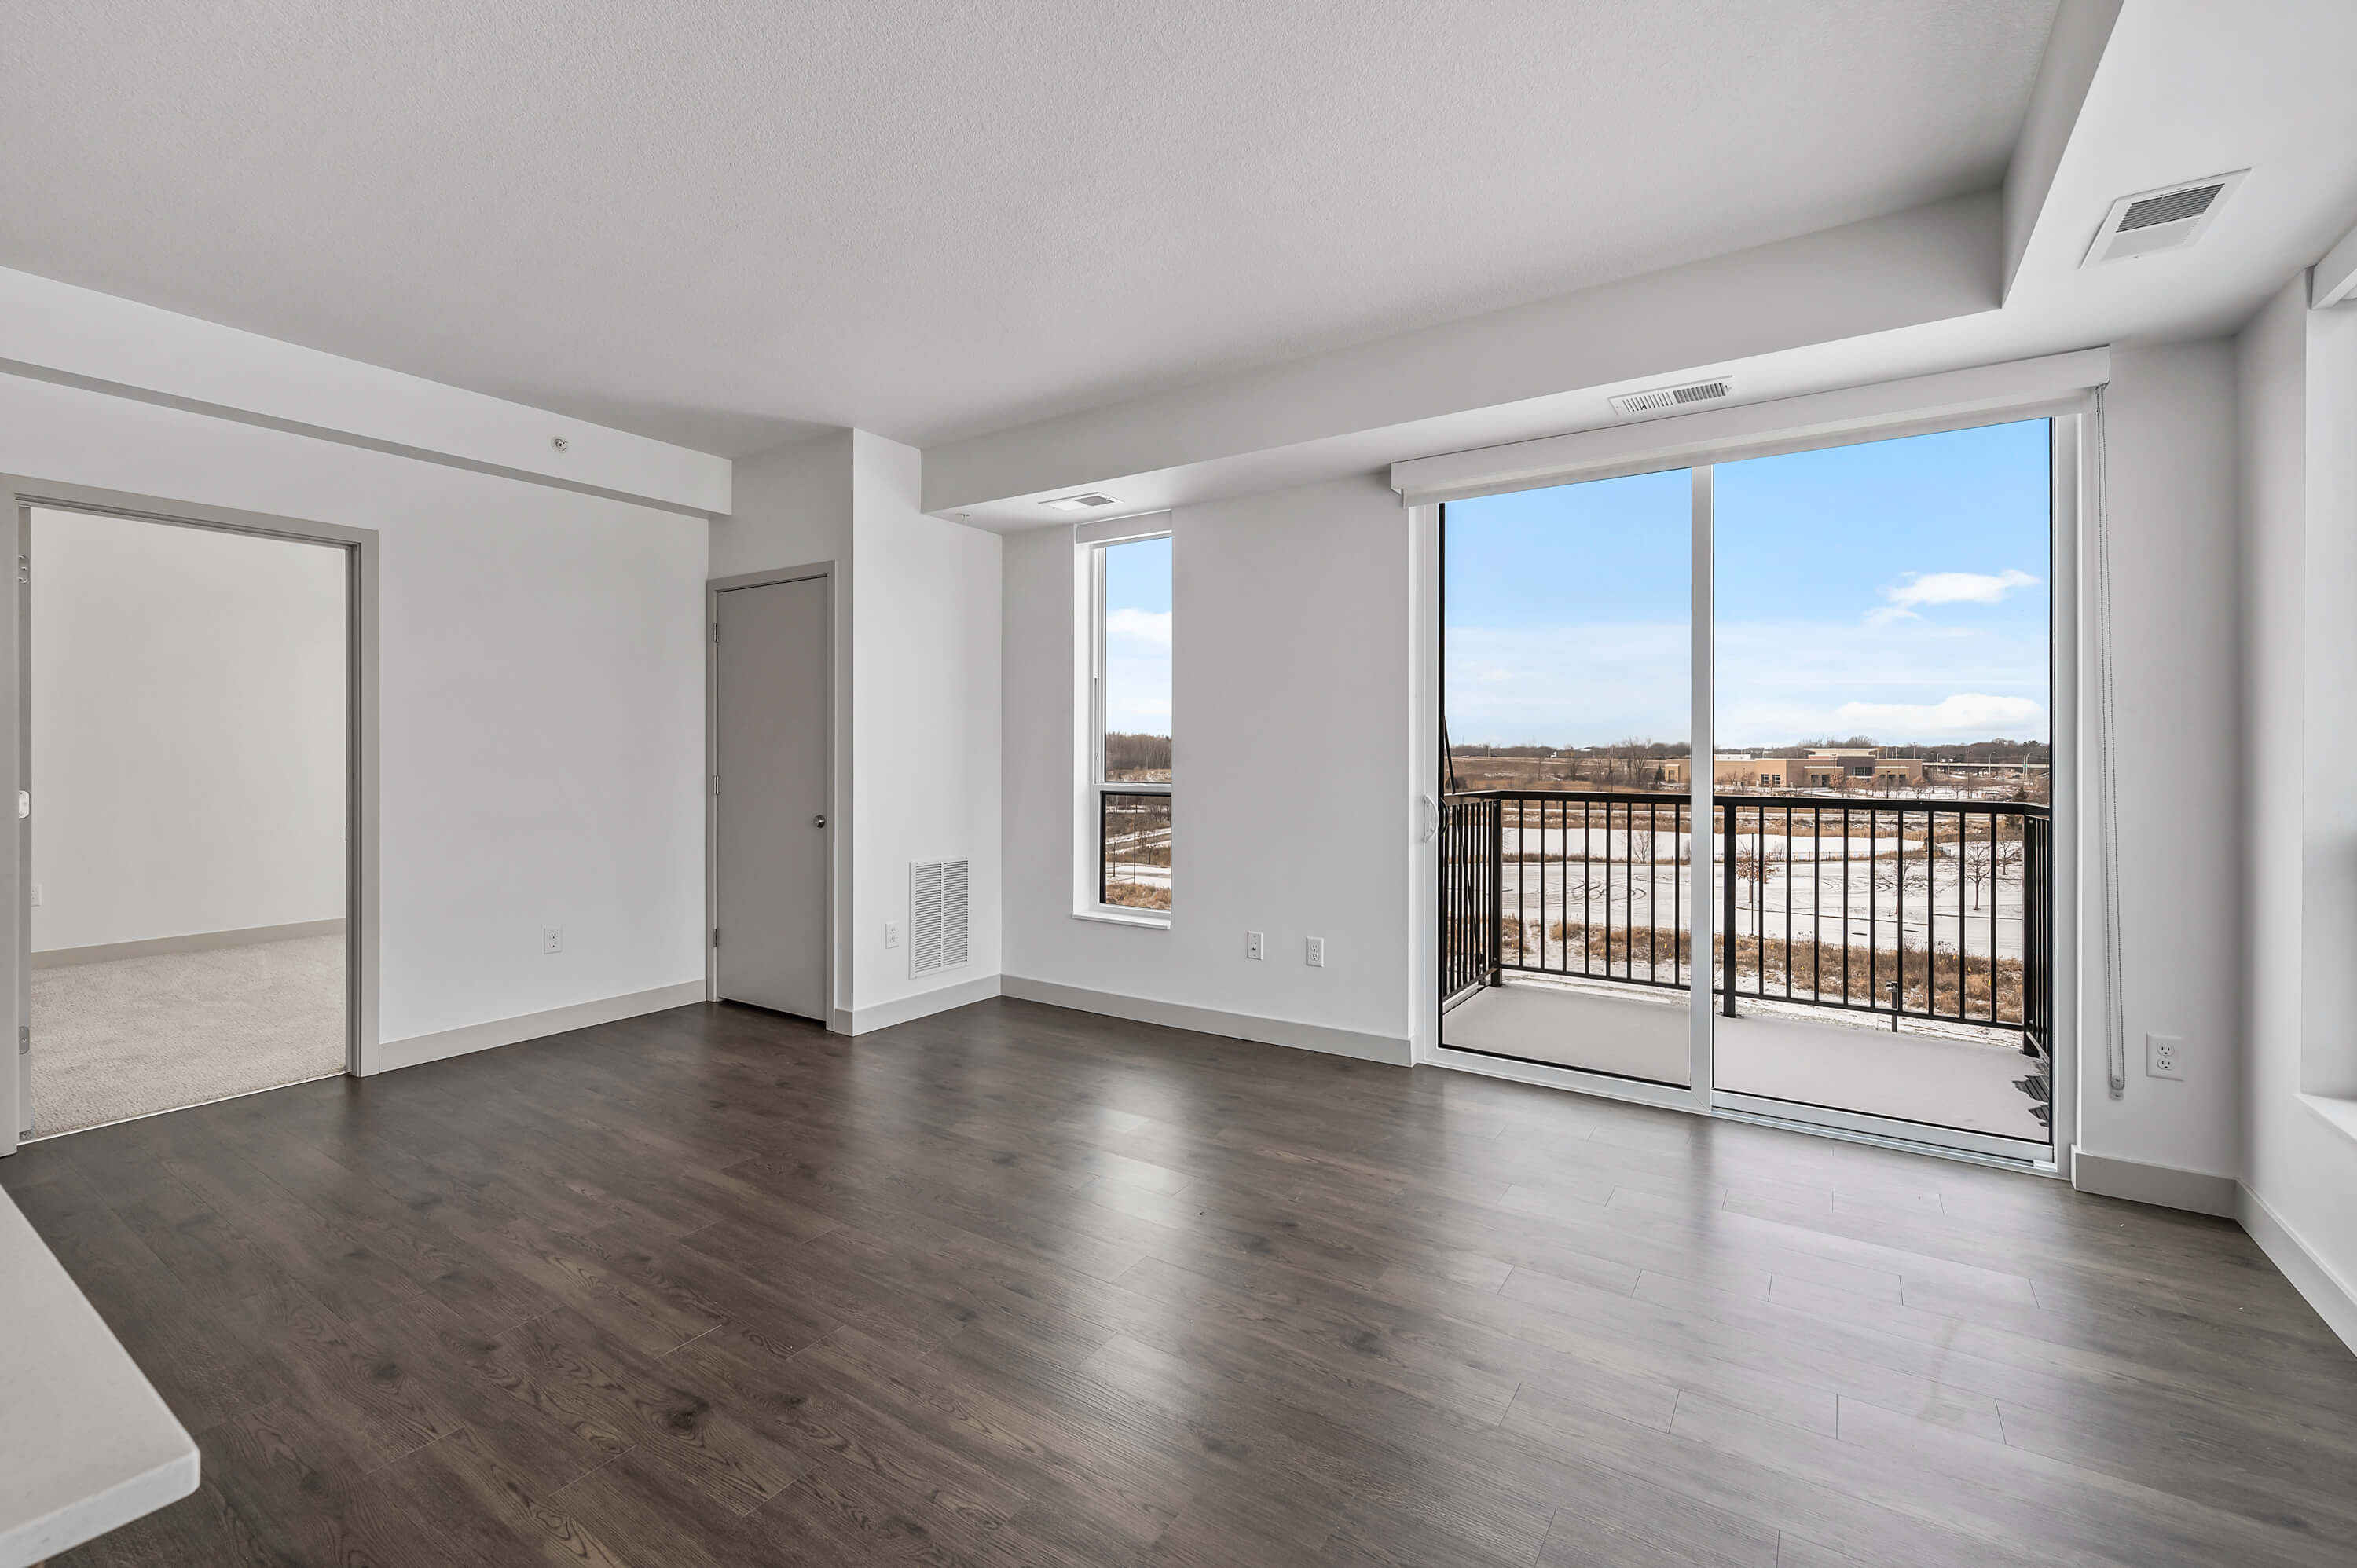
[30,935,346,1137]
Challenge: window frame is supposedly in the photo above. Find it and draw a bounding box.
[1080,518,1173,926]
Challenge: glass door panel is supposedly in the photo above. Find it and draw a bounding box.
[1439,470,1694,1086]
[1709,421,2054,1148]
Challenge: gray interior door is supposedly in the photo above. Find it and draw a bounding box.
[714,576,830,1021]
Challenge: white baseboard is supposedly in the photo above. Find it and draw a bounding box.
[378,980,707,1073]
[1000,976,1413,1067]
[832,973,1004,1035]
[2069,1149,2238,1217]
[32,917,347,969]
[2238,1181,2357,1354]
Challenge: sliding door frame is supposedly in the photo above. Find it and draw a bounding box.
[0,475,379,1156]
[1417,401,2087,1177]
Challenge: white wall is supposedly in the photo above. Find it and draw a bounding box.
[31,510,346,952]
[1002,474,1415,1058]
[849,432,1003,1026]
[0,371,709,1054]
[2075,340,2245,1185]
[713,429,1003,1031]
[2237,276,2357,1345]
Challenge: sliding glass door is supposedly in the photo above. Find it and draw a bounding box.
[1438,418,2056,1159]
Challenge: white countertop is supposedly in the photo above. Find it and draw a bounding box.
[0,1183,199,1568]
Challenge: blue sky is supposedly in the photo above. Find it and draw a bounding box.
[1445,419,2051,749]
[1103,535,1171,735]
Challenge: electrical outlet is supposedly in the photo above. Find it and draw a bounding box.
[2146,1032,2184,1080]
[28,883,39,907]
[1305,936,1325,968]
[542,927,563,955]
[1245,930,1263,961]
[885,919,900,949]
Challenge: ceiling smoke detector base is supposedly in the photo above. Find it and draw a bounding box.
[2081,171,2246,267]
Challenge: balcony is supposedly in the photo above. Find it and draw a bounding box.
[1441,789,2052,1145]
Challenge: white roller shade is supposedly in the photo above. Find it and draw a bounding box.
[1390,347,2109,506]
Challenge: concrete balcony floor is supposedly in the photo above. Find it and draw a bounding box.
[1442,976,2048,1145]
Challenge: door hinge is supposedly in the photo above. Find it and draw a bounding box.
[18,1026,27,1056]
[712,775,721,796]
[711,927,720,948]
[16,555,27,585]
[712,622,720,643]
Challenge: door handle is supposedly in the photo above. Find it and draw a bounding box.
[812,814,827,828]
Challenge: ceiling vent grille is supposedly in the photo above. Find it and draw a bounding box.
[1610,377,1732,416]
[910,859,970,977]
[2083,171,2245,266]
[1042,492,1121,511]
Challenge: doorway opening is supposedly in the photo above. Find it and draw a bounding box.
[1438,417,2058,1162]
[20,504,354,1140]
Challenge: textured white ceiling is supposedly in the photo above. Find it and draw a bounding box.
[1,0,2058,456]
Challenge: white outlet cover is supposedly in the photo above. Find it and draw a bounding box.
[1245,930,1263,960]
[885,919,901,948]
[1305,936,1325,967]
[2146,1031,2184,1080]
[542,927,563,954]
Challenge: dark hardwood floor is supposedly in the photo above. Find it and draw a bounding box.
[5,997,2355,1568]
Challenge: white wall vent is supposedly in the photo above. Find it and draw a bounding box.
[1041,492,1121,511]
[909,858,970,977]
[2082,171,2245,267]
[1610,377,1732,416]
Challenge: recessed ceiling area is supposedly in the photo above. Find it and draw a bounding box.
[0,0,2059,456]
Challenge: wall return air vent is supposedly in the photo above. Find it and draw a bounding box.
[1610,377,1732,417]
[909,858,970,978]
[2082,170,2245,266]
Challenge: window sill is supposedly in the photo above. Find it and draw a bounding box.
[2300,1093,2357,1148]
[1073,907,1171,931]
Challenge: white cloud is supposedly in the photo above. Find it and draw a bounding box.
[1835,693,2045,738]
[1105,607,1171,647]
[1868,568,2039,625]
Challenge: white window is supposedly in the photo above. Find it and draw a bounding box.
[1087,529,1171,914]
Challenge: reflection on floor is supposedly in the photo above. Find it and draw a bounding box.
[1445,977,2048,1143]
[30,935,344,1137]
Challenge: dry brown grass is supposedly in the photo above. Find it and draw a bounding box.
[1508,919,2026,1023]
[1105,882,1171,910]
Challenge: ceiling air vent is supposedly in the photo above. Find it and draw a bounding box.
[910,858,970,978]
[1610,377,1732,417]
[2082,171,2245,267]
[1042,492,1120,511]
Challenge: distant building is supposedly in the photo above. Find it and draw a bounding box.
[1660,749,1926,789]
[1660,754,1802,788]
[1799,748,1924,787]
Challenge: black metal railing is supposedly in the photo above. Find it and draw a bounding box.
[1441,795,1500,1000]
[1101,790,1171,911]
[1441,789,2051,1050]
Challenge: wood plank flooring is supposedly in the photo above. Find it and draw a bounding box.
[5,996,2355,1568]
